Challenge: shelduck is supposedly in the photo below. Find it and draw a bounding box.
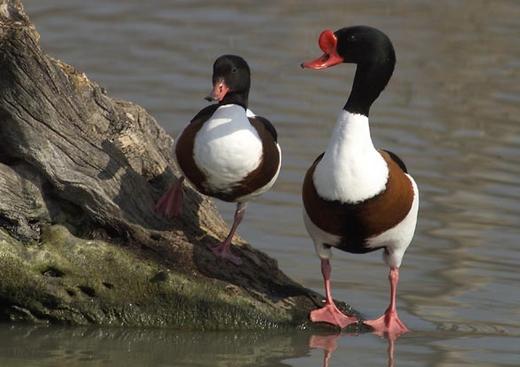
[156,55,281,265]
[301,26,419,335]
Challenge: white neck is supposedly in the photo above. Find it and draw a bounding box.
[326,110,374,154]
[313,110,389,203]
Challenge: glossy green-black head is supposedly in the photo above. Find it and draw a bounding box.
[206,54,251,108]
[301,26,395,70]
[302,26,396,116]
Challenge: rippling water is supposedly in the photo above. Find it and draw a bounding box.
[6,1,520,366]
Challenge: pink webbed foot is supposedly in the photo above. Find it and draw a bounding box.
[364,309,410,337]
[211,242,242,265]
[364,267,409,338]
[155,177,184,218]
[310,302,358,329]
[310,259,358,329]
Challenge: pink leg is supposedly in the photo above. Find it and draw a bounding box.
[364,267,410,337]
[310,259,358,328]
[155,176,185,218]
[211,202,246,265]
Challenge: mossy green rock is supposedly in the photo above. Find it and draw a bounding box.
[0,225,303,328]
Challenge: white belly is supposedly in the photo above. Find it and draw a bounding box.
[193,105,263,191]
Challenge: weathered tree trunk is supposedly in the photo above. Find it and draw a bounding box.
[0,0,357,328]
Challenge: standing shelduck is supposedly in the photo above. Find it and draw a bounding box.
[156,55,281,265]
[301,26,419,335]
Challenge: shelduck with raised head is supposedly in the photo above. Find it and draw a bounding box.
[301,26,419,336]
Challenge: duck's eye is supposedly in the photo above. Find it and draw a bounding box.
[231,67,238,73]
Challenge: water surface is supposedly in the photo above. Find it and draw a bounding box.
[7,1,520,366]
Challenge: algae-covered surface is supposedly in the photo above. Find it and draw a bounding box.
[0,225,300,329]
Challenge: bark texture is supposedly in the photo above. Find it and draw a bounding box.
[0,0,358,329]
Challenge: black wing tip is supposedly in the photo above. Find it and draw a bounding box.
[190,104,220,124]
[384,149,408,173]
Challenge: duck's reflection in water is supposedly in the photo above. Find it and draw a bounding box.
[309,328,406,367]
[309,333,341,367]
[0,324,409,366]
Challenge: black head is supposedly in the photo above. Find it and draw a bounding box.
[206,54,251,108]
[337,26,395,67]
[301,26,395,69]
[301,26,396,116]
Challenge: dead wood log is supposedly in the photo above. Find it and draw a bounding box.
[0,0,358,329]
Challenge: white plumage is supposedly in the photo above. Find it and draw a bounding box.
[193,104,263,192]
[313,111,389,204]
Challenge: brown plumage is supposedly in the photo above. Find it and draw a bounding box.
[156,54,281,266]
[174,105,217,197]
[175,105,280,202]
[302,150,414,253]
